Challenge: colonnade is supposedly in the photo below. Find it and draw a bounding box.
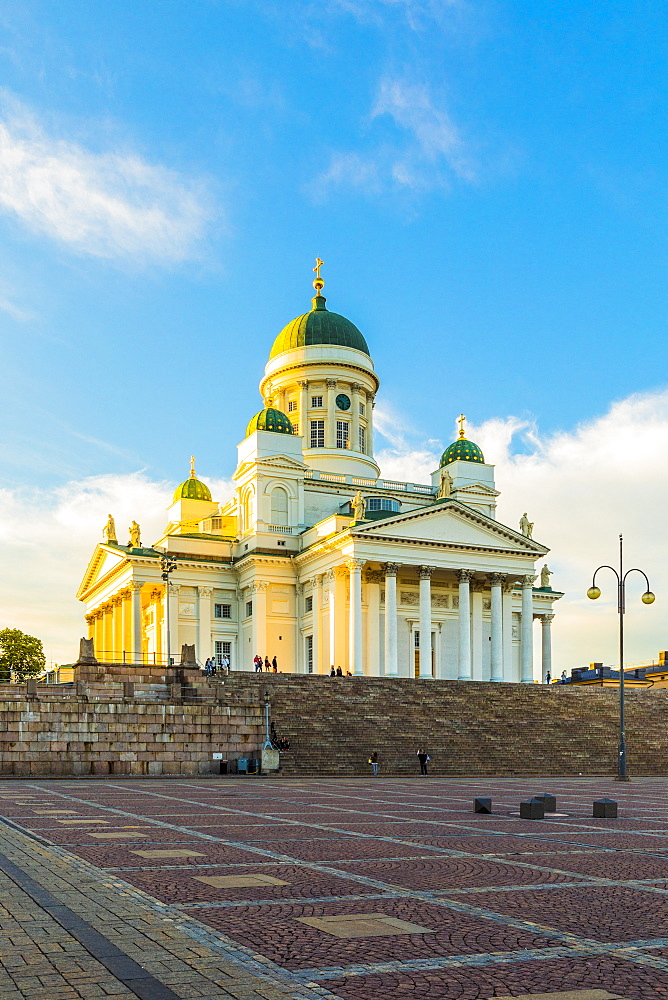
[306,563,554,682]
[86,582,143,662]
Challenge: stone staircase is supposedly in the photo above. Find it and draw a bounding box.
[217,673,668,777]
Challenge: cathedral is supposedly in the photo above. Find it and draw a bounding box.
[77,263,562,681]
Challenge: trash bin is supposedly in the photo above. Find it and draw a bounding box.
[237,758,248,773]
[247,758,260,774]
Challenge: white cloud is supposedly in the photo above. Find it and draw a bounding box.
[318,76,474,196]
[376,389,668,673]
[0,96,213,263]
[0,292,34,321]
[0,471,233,665]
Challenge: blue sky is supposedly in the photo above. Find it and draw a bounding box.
[1,0,667,665]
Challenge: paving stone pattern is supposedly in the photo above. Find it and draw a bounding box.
[5,779,668,997]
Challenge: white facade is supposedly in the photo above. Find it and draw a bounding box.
[77,283,561,681]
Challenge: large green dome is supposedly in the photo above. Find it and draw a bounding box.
[173,476,212,502]
[246,407,295,436]
[440,437,485,466]
[269,295,370,359]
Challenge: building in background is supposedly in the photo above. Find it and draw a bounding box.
[77,266,562,680]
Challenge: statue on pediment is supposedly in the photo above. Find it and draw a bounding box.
[437,469,453,499]
[129,521,141,548]
[519,512,534,538]
[103,514,117,544]
[540,564,552,588]
[351,491,366,521]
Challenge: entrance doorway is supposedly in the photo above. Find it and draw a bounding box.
[414,629,434,677]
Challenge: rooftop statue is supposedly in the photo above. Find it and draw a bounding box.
[103,514,117,544]
[519,512,534,538]
[129,521,141,549]
[351,491,366,521]
[540,564,553,588]
[437,469,453,499]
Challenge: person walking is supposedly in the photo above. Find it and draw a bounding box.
[368,752,379,777]
[417,749,430,776]
[272,655,278,671]
[264,656,271,672]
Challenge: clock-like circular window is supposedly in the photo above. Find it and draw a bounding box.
[336,393,351,411]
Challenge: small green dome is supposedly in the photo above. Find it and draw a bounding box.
[246,407,295,436]
[440,437,485,466]
[173,476,212,503]
[269,295,370,359]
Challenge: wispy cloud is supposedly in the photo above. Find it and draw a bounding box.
[317,76,474,196]
[0,292,34,321]
[375,389,668,672]
[0,94,214,264]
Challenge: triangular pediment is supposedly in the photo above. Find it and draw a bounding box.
[76,544,128,599]
[352,500,548,554]
[233,454,307,480]
[454,482,499,497]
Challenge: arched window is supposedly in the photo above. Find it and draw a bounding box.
[242,487,255,532]
[270,486,289,526]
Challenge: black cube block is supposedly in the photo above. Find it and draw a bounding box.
[535,794,557,812]
[474,797,492,814]
[593,798,618,818]
[520,799,545,820]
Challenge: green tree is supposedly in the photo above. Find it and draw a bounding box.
[0,629,46,682]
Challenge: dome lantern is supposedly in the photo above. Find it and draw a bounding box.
[269,259,370,359]
[440,414,485,467]
[173,456,213,502]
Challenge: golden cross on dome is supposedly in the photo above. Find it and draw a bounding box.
[458,414,466,439]
[312,257,325,295]
[190,455,196,478]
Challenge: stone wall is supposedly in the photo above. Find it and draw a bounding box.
[0,680,263,777]
[2,672,668,778]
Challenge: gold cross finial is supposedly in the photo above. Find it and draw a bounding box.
[313,257,325,295]
[190,455,196,478]
[458,414,466,439]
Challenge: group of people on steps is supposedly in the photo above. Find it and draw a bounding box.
[367,749,431,777]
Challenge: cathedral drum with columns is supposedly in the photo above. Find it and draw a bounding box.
[77,263,562,682]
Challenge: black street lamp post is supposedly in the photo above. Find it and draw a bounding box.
[587,534,655,780]
[160,555,178,666]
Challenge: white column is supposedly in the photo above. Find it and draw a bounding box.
[489,574,504,681]
[418,566,435,678]
[230,635,237,671]
[435,623,443,679]
[170,584,180,664]
[298,380,308,436]
[253,582,268,662]
[521,574,536,682]
[294,583,303,673]
[366,571,381,675]
[196,586,212,666]
[130,583,142,663]
[348,559,365,674]
[351,383,361,452]
[384,563,399,676]
[471,581,484,680]
[326,570,336,670]
[325,378,337,449]
[367,393,375,456]
[458,569,473,680]
[502,581,515,682]
[541,613,554,682]
[311,575,322,673]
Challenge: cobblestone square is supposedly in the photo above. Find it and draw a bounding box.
[3,776,668,998]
